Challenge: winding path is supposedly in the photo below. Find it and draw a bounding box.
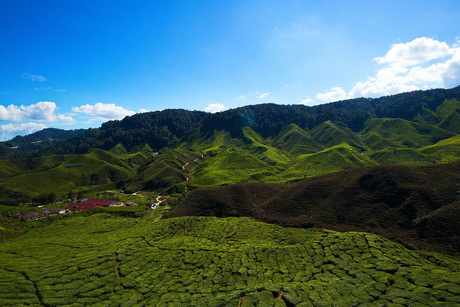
[181,153,204,182]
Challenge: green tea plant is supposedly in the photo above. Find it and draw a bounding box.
[1,215,459,305]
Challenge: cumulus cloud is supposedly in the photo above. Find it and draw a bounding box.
[0,122,47,140]
[374,37,452,66]
[203,103,227,113]
[56,114,74,122]
[315,37,460,102]
[22,73,46,82]
[235,95,247,100]
[316,87,347,102]
[299,97,315,105]
[21,101,58,121]
[257,92,271,99]
[71,102,135,120]
[0,105,24,121]
[0,101,73,122]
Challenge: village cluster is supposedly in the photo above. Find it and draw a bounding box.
[13,198,140,222]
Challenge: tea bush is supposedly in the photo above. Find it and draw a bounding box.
[0,215,459,305]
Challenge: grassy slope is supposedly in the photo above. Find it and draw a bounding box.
[274,123,323,156]
[436,98,460,133]
[361,118,455,150]
[310,120,366,150]
[0,215,459,306]
[278,143,376,180]
[189,129,284,187]
[170,162,460,255]
[0,149,152,197]
[178,118,459,187]
[124,148,202,192]
[419,134,460,163]
[369,148,437,165]
[0,114,459,196]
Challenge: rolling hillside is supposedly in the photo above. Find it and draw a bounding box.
[168,162,460,255]
[0,87,460,201]
[1,214,459,306]
[1,88,460,306]
[0,149,152,197]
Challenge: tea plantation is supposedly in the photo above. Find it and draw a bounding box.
[1,214,460,306]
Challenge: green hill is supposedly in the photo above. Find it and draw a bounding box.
[1,214,459,306]
[0,149,152,197]
[310,120,365,150]
[241,127,290,166]
[419,134,460,163]
[369,148,437,165]
[124,149,201,192]
[193,148,277,186]
[169,162,460,255]
[361,118,454,150]
[413,107,440,125]
[279,143,375,180]
[1,88,460,200]
[109,143,128,155]
[436,98,460,119]
[274,123,323,156]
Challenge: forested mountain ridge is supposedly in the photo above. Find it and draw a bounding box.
[2,86,460,159]
[0,128,85,158]
[0,87,460,201]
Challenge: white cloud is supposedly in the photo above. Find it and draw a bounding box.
[257,92,271,99]
[21,101,58,121]
[375,37,451,66]
[22,73,46,82]
[316,87,347,102]
[0,122,47,140]
[203,103,227,113]
[0,105,24,121]
[56,114,75,122]
[235,95,247,100]
[139,109,150,113]
[0,101,72,122]
[316,37,460,102]
[71,102,135,120]
[299,97,315,105]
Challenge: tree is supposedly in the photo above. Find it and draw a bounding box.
[68,190,75,200]
[48,193,57,204]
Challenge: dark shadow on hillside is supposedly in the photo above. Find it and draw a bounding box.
[166,162,460,255]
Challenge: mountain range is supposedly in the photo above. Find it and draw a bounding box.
[1,87,460,305]
[0,87,459,201]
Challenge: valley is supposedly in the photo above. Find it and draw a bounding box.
[1,87,460,305]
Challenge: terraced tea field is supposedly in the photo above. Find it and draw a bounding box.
[1,215,459,306]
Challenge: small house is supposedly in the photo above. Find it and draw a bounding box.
[20,212,42,222]
[42,208,67,215]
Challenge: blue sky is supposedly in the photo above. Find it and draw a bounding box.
[1,0,460,140]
